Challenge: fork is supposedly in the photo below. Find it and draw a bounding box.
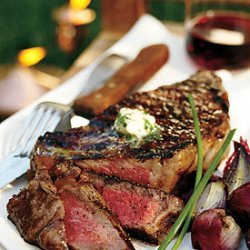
[0,102,73,188]
[0,53,128,188]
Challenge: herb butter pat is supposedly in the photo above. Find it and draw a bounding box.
[114,107,161,146]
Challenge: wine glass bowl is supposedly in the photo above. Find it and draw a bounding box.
[185,0,250,70]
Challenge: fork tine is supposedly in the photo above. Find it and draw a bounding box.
[5,102,71,158]
[2,108,43,157]
[16,105,45,150]
[23,109,63,156]
[39,109,62,134]
[20,108,62,155]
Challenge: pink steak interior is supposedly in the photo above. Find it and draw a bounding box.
[102,187,160,227]
[60,191,125,249]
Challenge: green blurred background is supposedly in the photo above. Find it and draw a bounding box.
[0,0,184,70]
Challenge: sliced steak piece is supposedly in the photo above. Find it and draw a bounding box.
[28,164,183,245]
[80,171,184,244]
[32,70,230,193]
[55,174,135,250]
[7,171,68,250]
[7,168,134,250]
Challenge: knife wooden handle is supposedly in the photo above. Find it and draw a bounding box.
[73,44,169,117]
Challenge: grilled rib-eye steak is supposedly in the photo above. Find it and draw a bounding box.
[7,70,230,249]
[31,70,230,193]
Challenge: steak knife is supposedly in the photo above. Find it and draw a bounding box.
[73,44,169,117]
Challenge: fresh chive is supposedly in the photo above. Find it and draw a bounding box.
[158,128,236,250]
[187,94,203,188]
[171,215,191,250]
[172,94,203,250]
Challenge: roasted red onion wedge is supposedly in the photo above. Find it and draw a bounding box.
[195,181,226,215]
[191,209,241,250]
[228,182,250,231]
[223,138,250,194]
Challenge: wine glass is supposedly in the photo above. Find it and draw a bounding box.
[185,0,250,70]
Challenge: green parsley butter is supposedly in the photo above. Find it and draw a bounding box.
[114,107,161,146]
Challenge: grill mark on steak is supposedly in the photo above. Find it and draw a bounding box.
[32,70,230,193]
[35,71,228,160]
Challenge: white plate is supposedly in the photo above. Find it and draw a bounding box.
[0,14,249,250]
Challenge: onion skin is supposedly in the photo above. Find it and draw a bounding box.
[223,138,250,194]
[228,182,250,231]
[191,209,241,250]
[195,181,226,215]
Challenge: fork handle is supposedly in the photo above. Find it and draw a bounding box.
[73,44,169,117]
[0,152,29,189]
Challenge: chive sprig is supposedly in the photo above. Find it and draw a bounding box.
[172,94,203,250]
[158,94,236,250]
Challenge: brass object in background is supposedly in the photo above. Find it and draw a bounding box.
[101,0,147,32]
[53,1,96,53]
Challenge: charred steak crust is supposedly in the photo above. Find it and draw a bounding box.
[31,71,229,193]
[35,70,228,160]
[7,171,68,250]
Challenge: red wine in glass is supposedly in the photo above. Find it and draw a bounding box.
[186,11,250,70]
